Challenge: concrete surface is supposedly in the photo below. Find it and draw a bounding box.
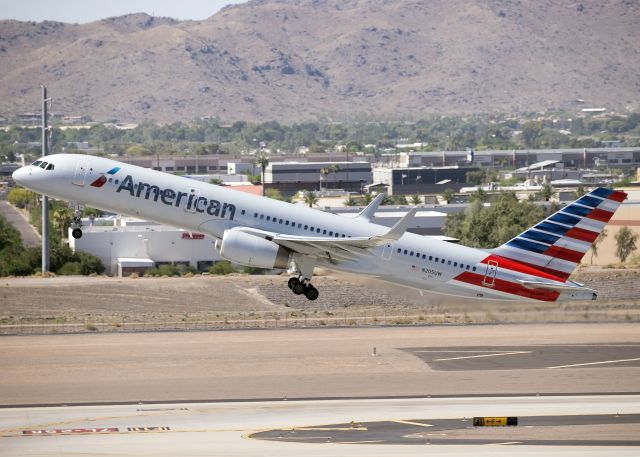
[1,395,639,456]
[0,201,40,247]
[1,324,639,405]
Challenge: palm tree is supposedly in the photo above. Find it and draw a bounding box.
[254,152,269,196]
[441,188,456,204]
[303,191,319,208]
[590,229,607,264]
[52,207,73,240]
[410,194,422,205]
[343,196,358,206]
[615,227,638,263]
[362,193,373,205]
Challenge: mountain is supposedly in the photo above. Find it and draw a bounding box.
[1,0,639,122]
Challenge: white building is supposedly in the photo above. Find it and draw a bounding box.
[68,218,222,276]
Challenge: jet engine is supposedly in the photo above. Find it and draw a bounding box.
[220,229,290,269]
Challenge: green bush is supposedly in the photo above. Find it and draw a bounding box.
[58,261,82,275]
[209,261,236,275]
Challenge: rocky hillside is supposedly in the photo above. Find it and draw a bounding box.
[1,0,639,122]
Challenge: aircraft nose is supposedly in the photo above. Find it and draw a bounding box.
[12,166,29,185]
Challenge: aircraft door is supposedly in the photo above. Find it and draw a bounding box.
[381,243,393,260]
[72,161,89,186]
[185,187,200,213]
[482,260,498,287]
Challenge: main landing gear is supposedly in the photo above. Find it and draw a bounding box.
[288,277,319,301]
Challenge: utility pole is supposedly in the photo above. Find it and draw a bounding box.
[41,86,51,275]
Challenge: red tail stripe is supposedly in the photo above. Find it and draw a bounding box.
[454,271,559,302]
[608,190,627,202]
[482,254,566,282]
[507,258,572,280]
[564,226,599,243]
[586,208,614,223]
[543,245,584,263]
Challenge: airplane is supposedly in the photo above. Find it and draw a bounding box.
[12,153,627,302]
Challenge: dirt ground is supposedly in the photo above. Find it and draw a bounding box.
[1,268,639,333]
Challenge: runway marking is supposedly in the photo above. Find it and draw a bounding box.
[291,427,368,431]
[488,441,522,445]
[392,420,433,428]
[414,350,519,353]
[433,351,532,361]
[335,440,384,444]
[546,357,640,369]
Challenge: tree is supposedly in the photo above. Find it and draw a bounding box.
[410,194,422,205]
[52,207,73,240]
[441,188,456,204]
[343,196,358,206]
[469,188,488,203]
[538,183,556,202]
[265,189,290,202]
[574,186,587,198]
[521,121,543,148]
[254,152,269,196]
[303,191,319,208]
[590,229,607,264]
[615,227,638,263]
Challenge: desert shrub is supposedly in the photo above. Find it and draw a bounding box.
[209,261,236,275]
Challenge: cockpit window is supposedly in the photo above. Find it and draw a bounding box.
[46,163,55,170]
[39,162,48,169]
[32,160,42,167]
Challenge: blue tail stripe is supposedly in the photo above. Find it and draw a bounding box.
[535,221,570,235]
[576,195,603,208]
[591,187,614,199]
[549,212,581,226]
[507,237,549,254]
[520,229,560,245]
[107,167,121,175]
[562,204,591,217]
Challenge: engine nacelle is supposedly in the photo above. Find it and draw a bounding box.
[220,229,289,269]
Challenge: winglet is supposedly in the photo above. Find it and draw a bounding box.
[354,193,385,222]
[375,207,417,242]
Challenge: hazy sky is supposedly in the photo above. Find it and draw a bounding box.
[0,0,248,23]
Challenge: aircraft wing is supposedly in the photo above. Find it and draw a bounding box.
[233,207,417,262]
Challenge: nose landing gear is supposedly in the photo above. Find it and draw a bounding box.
[70,203,84,239]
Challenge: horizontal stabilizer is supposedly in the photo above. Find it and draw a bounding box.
[517,279,596,293]
[371,207,417,243]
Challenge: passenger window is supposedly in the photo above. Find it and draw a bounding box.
[422,254,426,259]
[298,223,302,228]
[285,221,289,226]
[466,265,470,270]
[46,163,55,170]
[403,250,408,255]
[260,215,264,219]
[241,209,245,215]
[266,216,271,221]
[342,234,346,237]
[254,213,258,218]
[329,231,333,236]
[279,219,283,224]
[472,266,477,272]
[448,260,451,265]
[429,256,433,261]
[435,257,439,262]
[453,262,457,267]
[410,251,414,256]
[397,248,401,253]
[441,259,445,264]
[310,226,314,231]
[316,228,321,233]
[334,233,339,238]
[304,225,308,230]
[323,230,327,235]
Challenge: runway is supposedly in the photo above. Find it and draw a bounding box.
[2,395,639,456]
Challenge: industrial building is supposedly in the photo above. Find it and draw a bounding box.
[264,161,372,194]
[372,166,476,195]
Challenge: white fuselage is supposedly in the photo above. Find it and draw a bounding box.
[12,154,587,302]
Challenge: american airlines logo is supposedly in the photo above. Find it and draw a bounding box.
[115,174,236,220]
[90,167,121,187]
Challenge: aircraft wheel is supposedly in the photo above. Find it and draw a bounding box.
[71,228,83,239]
[292,280,305,295]
[288,277,298,290]
[304,285,319,301]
